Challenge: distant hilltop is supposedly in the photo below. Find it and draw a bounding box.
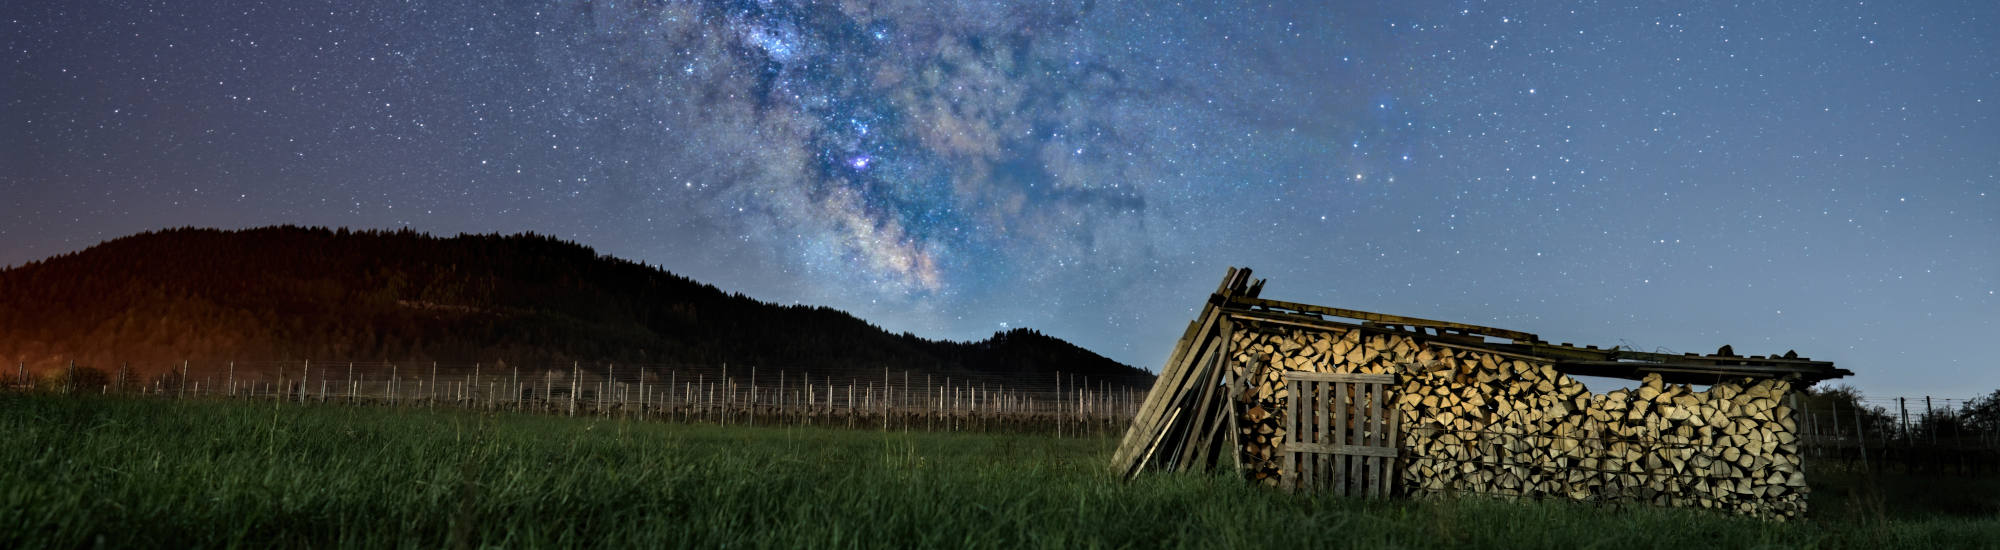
[0,226,1149,384]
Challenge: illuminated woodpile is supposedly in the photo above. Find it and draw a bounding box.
[1114,267,1848,520]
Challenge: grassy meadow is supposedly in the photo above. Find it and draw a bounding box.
[1,393,1994,549]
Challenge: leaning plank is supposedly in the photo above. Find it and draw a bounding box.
[1111,327,1197,467]
[1151,331,1226,472]
[1113,268,1247,473]
[1179,320,1237,469]
[1130,407,1183,474]
[1121,274,1250,476]
[1113,269,1233,465]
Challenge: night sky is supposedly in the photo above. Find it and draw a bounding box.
[5,1,1995,397]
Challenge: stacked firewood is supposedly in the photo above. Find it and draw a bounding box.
[1233,326,1409,481]
[1230,323,1808,519]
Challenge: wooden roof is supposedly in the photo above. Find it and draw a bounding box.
[1224,283,1851,385]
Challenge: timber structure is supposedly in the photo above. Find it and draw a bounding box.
[1112,267,1849,519]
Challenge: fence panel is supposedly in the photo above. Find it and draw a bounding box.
[1282,371,1398,497]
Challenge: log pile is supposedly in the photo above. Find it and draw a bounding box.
[1227,323,1808,519]
[1116,267,1841,521]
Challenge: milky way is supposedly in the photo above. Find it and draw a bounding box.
[542,1,1158,297]
[5,1,1996,397]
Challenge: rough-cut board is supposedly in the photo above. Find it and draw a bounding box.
[1282,372,1398,497]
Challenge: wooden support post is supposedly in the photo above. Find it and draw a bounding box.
[569,362,580,417]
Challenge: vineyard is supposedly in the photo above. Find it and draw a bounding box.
[9,359,1143,436]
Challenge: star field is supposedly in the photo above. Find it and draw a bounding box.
[4,1,1995,396]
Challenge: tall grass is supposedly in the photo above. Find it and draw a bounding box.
[1,393,1993,548]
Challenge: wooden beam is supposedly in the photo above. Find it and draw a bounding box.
[1228,296,1540,342]
[1283,371,1397,384]
[1551,360,1852,384]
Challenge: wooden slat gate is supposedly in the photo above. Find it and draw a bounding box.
[1282,371,1399,497]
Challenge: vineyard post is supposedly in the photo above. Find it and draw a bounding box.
[347,362,355,403]
[430,362,439,408]
[474,363,482,408]
[118,363,129,394]
[15,361,22,389]
[750,366,757,427]
[299,360,310,404]
[390,364,399,406]
[178,360,187,398]
[1855,404,1870,471]
[226,362,234,397]
[1947,399,1966,472]
[569,362,579,417]
[604,364,613,418]
[1925,396,1935,445]
[1800,396,1816,458]
[511,366,518,411]
[1900,398,1911,448]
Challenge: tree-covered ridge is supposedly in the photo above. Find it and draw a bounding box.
[0,226,1149,384]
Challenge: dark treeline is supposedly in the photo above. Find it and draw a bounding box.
[0,226,1151,385]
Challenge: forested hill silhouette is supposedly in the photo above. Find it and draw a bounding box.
[0,226,1150,384]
